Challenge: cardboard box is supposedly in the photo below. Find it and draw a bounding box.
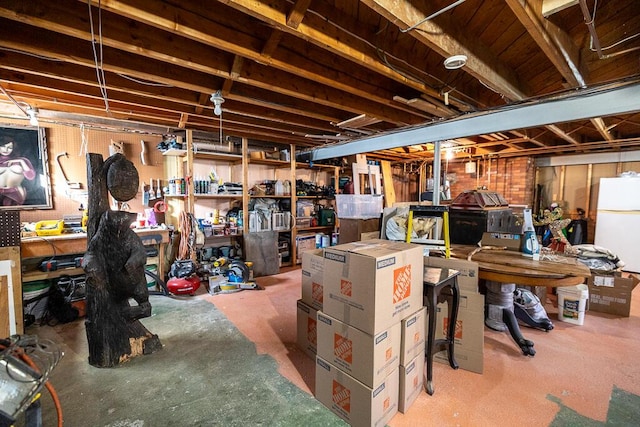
[480,232,523,251]
[424,256,479,293]
[323,239,424,335]
[432,290,485,374]
[296,300,318,359]
[301,249,324,310]
[400,307,426,366]
[315,357,399,427]
[316,312,401,388]
[587,272,640,317]
[296,234,317,263]
[399,352,425,414]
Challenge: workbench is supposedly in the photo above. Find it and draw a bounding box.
[20,228,171,283]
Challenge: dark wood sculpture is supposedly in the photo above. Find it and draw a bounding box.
[82,153,161,367]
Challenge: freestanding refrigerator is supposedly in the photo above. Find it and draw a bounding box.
[594,176,640,273]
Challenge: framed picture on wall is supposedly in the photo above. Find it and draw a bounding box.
[0,125,52,210]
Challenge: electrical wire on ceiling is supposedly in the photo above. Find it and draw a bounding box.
[87,0,110,114]
[116,74,174,87]
[303,5,477,111]
[0,47,64,62]
[400,0,467,33]
[582,0,640,59]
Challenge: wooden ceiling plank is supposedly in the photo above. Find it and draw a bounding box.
[83,0,428,124]
[505,0,614,142]
[361,0,526,100]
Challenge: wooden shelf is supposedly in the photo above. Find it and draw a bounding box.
[162,148,188,157]
[296,195,335,199]
[23,267,84,283]
[194,151,242,162]
[194,194,243,199]
[249,158,291,168]
[249,194,291,199]
[296,226,335,232]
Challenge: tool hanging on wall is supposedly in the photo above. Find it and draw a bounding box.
[142,181,149,205]
[109,140,124,157]
[56,152,82,189]
[148,179,156,201]
[140,140,148,165]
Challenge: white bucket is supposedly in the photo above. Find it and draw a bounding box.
[557,284,589,325]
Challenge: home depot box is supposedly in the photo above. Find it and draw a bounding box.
[399,351,425,414]
[296,300,318,359]
[424,256,479,293]
[432,289,485,374]
[315,357,399,427]
[301,249,324,310]
[587,272,640,317]
[316,311,401,388]
[400,307,426,366]
[323,239,424,335]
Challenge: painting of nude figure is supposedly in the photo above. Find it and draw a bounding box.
[0,126,52,209]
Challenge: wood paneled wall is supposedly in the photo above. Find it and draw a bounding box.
[2,119,164,224]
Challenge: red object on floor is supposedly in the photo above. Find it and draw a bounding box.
[167,276,201,295]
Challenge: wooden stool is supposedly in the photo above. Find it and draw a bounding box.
[423,266,460,395]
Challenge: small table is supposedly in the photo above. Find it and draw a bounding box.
[423,266,460,395]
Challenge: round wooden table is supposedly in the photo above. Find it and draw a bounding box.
[450,245,592,356]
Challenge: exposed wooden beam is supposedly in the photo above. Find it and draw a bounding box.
[505,0,614,142]
[362,0,526,100]
[286,0,312,29]
[217,0,454,108]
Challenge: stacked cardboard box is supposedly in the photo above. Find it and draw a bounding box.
[296,249,324,359]
[398,307,426,413]
[424,256,485,374]
[315,239,424,426]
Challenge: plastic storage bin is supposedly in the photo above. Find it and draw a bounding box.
[335,194,383,219]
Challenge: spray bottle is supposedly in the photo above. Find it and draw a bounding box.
[522,208,540,260]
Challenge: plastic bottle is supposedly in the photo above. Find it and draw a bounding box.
[275,180,284,196]
[522,208,540,259]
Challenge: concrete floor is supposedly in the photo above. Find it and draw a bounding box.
[20,268,640,426]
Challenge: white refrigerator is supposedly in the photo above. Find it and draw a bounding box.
[594,176,640,273]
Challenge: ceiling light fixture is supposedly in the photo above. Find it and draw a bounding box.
[443,54,468,70]
[210,90,225,116]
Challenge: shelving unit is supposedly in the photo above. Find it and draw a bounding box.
[163,130,245,258]
[162,132,339,272]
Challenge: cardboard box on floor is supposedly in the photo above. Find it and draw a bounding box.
[301,249,324,310]
[424,256,480,293]
[296,300,318,359]
[400,307,426,366]
[587,272,640,317]
[399,351,425,414]
[432,289,485,374]
[316,312,401,388]
[315,357,399,427]
[323,239,424,335]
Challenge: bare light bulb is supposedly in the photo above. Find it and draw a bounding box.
[26,106,39,126]
[210,90,224,116]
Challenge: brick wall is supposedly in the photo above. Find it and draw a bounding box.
[447,157,535,206]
